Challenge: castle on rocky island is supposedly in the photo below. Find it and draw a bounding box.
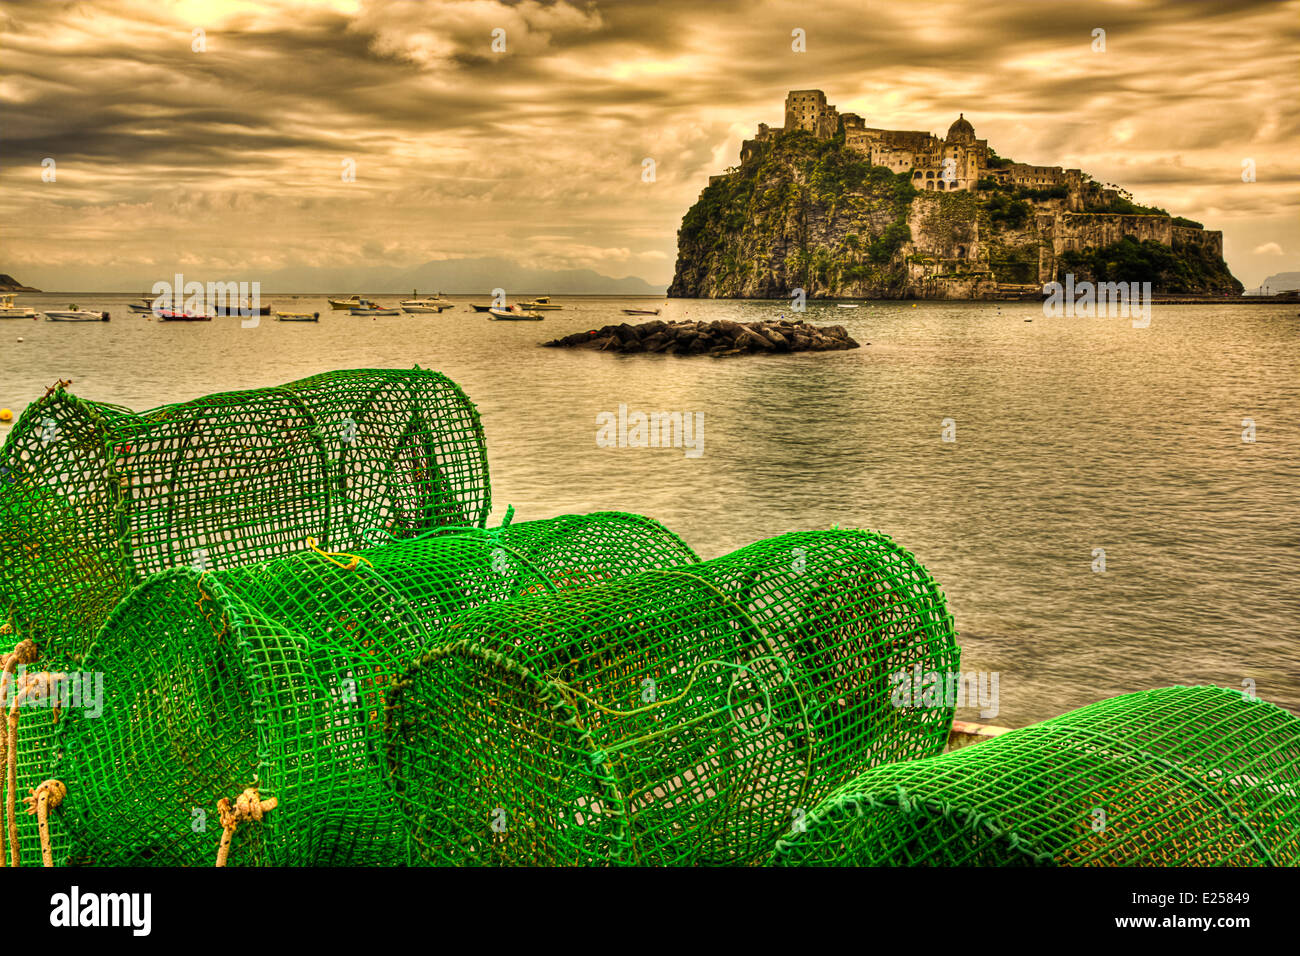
[730,89,1083,195]
[674,89,1237,299]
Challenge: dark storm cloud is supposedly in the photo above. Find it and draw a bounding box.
[1,0,1296,288]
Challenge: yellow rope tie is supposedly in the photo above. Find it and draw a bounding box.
[306,536,373,572]
[4,670,63,868]
[0,640,38,869]
[194,574,229,643]
[215,788,278,867]
[551,658,732,718]
[24,779,66,867]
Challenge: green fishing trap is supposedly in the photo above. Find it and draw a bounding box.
[0,368,490,664]
[385,529,959,866]
[53,512,698,867]
[772,685,1300,867]
[0,367,490,866]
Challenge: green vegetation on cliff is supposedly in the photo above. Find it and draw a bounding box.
[671,131,916,298]
[1058,236,1243,294]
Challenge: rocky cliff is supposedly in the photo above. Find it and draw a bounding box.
[0,274,41,293]
[668,130,1241,299]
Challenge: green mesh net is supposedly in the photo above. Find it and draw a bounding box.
[772,685,1300,867]
[386,529,959,865]
[0,367,490,866]
[53,512,698,866]
[0,367,490,664]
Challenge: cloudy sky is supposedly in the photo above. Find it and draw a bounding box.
[2,0,1297,291]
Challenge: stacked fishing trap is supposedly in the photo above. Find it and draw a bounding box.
[1,369,1295,868]
[772,685,1300,867]
[386,530,958,865]
[0,367,491,866]
[55,511,700,866]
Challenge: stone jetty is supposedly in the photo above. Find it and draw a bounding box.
[542,318,861,356]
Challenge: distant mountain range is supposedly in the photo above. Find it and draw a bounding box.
[387,258,664,295]
[1245,271,1300,296]
[2,259,666,295]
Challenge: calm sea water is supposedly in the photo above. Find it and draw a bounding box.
[1,293,1296,726]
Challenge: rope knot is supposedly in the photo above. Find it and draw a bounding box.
[25,779,67,814]
[218,787,276,829]
[215,787,277,866]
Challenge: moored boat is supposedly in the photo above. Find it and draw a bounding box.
[211,303,271,316]
[127,302,153,313]
[621,307,661,316]
[519,296,561,310]
[404,292,453,311]
[401,299,452,313]
[155,310,212,322]
[328,295,366,310]
[488,306,543,321]
[469,304,495,312]
[45,307,110,322]
[350,299,399,316]
[276,311,320,322]
[0,294,40,319]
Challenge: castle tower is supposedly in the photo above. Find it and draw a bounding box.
[785,90,829,134]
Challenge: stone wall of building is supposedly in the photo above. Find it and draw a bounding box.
[1172,224,1224,259]
[768,91,998,193]
[1055,213,1175,254]
[1034,215,1225,283]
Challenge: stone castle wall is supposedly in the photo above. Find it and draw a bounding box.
[1053,215,1222,259]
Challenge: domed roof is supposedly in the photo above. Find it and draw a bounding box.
[946,113,975,143]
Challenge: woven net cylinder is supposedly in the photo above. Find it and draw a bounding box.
[773,686,1300,867]
[53,512,697,866]
[0,367,489,867]
[0,367,490,664]
[386,529,959,865]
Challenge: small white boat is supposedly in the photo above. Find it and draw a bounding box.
[45,306,110,322]
[128,295,162,313]
[401,300,452,313]
[519,296,561,310]
[0,294,40,319]
[276,311,320,322]
[836,303,860,309]
[350,299,399,316]
[404,292,453,311]
[488,306,543,321]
